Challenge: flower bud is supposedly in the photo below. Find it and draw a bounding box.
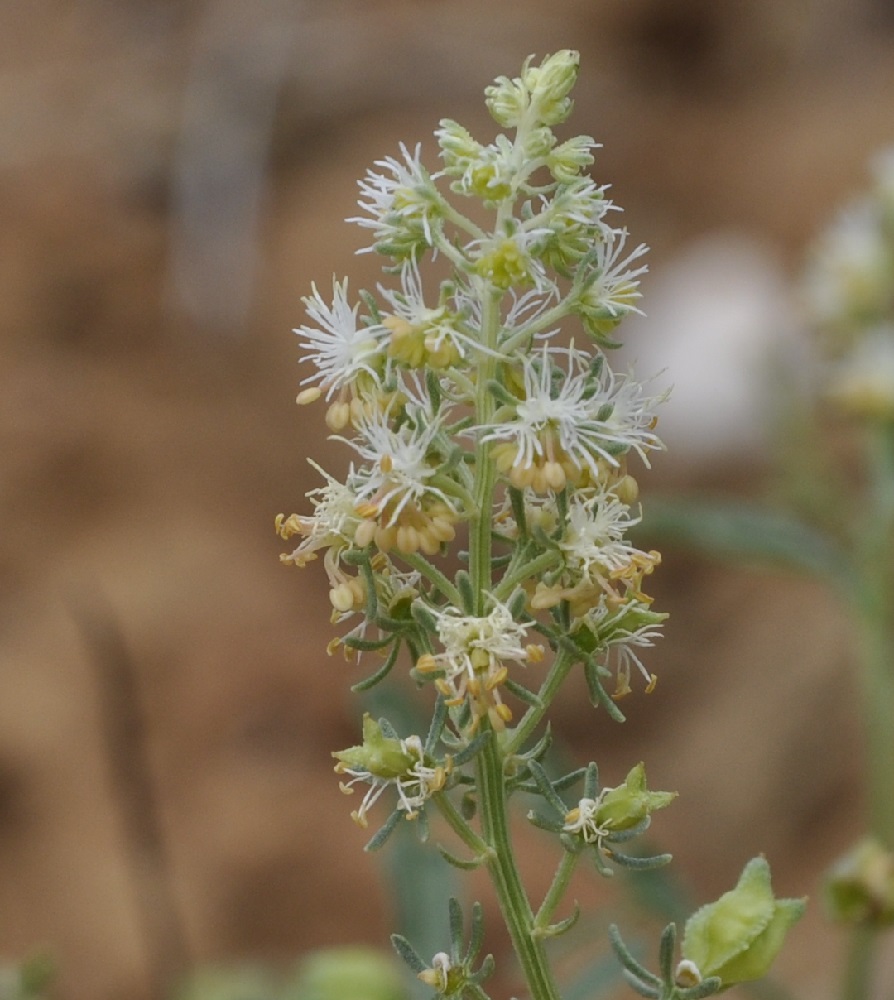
[333,715,414,780]
[595,762,676,832]
[523,50,580,126]
[548,135,597,184]
[679,856,805,988]
[824,836,894,926]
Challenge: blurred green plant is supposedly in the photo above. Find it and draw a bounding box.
[639,145,894,1000]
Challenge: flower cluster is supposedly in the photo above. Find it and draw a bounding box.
[802,147,894,418]
[279,50,665,737]
[279,51,802,1000]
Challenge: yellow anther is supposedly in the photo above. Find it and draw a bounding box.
[296,386,322,406]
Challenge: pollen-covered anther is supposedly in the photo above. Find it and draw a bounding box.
[525,643,546,663]
[530,583,565,610]
[486,665,509,691]
[416,653,438,673]
[296,386,322,406]
[329,576,365,613]
[489,702,513,727]
[325,400,352,431]
[274,513,302,540]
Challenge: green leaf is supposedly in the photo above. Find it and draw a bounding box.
[637,498,851,587]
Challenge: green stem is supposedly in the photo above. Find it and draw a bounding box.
[434,792,493,858]
[841,925,875,1000]
[477,733,562,1000]
[493,550,563,603]
[399,551,464,610]
[841,422,894,1000]
[469,288,501,614]
[855,421,894,848]
[533,851,579,936]
[467,273,561,1000]
[506,649,575,756]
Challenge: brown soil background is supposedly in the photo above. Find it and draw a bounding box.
[2,2,894,998]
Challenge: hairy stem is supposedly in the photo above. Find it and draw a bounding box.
[477,734,562,1000]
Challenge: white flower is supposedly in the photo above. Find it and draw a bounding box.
[481,345,663,486]
[276,461,361,567]
[350,142,440,255]
[336,734,447,826]
[295,278,385,398]
[826,324,894,418]
[581,229,648,315]
[378,261,472,362]
[578,600,664,693]
[346,407,454,524]
[803,201,890,328]
[560,491,643,579]
[419,600,537,722]
[562,797,604,844]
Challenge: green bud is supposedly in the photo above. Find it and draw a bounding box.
[437,119,483,169]
[484,74,529,128]
[548,135,597,184]
[595,762,676,832]
[333,715,413,779]
[680,856,806,988]
[824,836,894,926]
[523,50,580,126]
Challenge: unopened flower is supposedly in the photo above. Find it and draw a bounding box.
[333,715,449,827]
[824,836,894,926]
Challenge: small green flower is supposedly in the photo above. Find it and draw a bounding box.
[679,856,805,988]
[824,836,894,926]
[333,714,414,779]
[595,762,676,832]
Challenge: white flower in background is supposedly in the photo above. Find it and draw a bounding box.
[295,279,385,398]
[826,325,894,419]
[803,201,891,330]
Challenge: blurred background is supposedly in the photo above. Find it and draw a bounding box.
[2,1,894,998]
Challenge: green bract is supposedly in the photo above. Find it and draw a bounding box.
[681,857,805,987]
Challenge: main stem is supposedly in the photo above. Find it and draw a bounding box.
[470,286,562,1000]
